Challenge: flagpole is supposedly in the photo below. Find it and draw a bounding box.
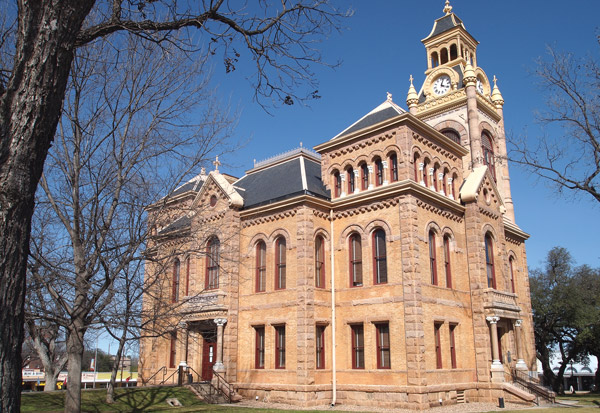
[93,336,98,389]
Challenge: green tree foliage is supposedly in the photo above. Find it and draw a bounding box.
[82,349,112,372]
[530,247,600,393]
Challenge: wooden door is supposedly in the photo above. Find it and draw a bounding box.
[201,338,216,381]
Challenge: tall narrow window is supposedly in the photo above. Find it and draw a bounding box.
[449,324,457,369]
[373,229,387,284]
[429,231,437,285]
[172,259,180,303]
[255,326,265,369]
[347,168,355,193]
[432,164,438,191]
[509,257,516,294]
[256,241,266,292]
[315,236,325,288]
[413,153,420,182]
[275,325,286,369]
[351,324,364,369]
[444,235,452,289]
[169,331,177,368]
[434,322,443,369]
[423,159,429,187]
[349,234,363,287]
[376,323,391,369]
[316,325,325,369]
[205,237,220,290]
[485,234,496,289]
[390,153,398,182]
[442,168,449,195]
[334,171,342,197]
[360,163,369,190]
[275,237,286,290]
[482,132,496,181]
[375,158,384,186]
[185,256,190,296]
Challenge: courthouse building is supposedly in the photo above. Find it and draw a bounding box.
[140,2,539,409]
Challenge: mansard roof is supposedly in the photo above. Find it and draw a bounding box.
[332,96,406,140]
[234,147,330,209]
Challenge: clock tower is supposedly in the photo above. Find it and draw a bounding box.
[408,0,515,222]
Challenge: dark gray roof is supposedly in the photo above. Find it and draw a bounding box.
[158,215,191,235]
[235,156,329,209]
[422,13,474,42]
[170,177,205,197]
[337,107,401,139]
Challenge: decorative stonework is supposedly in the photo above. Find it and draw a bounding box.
[329,131,396,160]
[416,199,463,222]
[413,133,460,162]
[334,197,400,219]
[242,208,298,228]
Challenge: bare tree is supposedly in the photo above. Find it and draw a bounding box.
[509,42,600,203]
[0,2,349,411]
[28,34,234,411]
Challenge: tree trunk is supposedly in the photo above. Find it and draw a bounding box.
[45,373,58,393]
[65,328,85,412]
[106,338,126,403]
[0,2,94,412]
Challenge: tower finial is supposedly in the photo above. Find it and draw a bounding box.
[386,91,393,102]
[213,155,221,172]
[443,0,453,15]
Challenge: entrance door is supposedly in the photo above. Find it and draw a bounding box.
[201,338,216,381]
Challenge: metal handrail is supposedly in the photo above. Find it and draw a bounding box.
[510,368,555,404]
[144,366,166,385]
[159,368,178,385]
[212,370,234,403]
[186,366,202,383]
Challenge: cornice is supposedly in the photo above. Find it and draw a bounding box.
[503,219,530,243]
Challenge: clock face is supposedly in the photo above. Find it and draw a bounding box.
[433,75,451,95]
[476,78,484,94]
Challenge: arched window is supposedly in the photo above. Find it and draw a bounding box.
[509,257,516,294]
[172,259,180,303]
[441,128,460,144]
[389,153,398,182]
[360,163,369,190]
[349,233,363,287]
[431,51,439,67]
[333,171,341,198]
[205,238,220,290]
[429,231,437,285]
[442,168,449,196]
[423,158,429,187]
[275,237,286,290]
[372,229,387,284]
[441,47,449,64]
[413,153,420,182]
[374,158,384,186]
[452,172,458,200]
[450,44,458,60]
[347,167,355,194]
[485,234,496,289]
[315,236,325,288]
[444,235,452,288]
[432,163,439,191]
[481,131,496,180]
[256,241,266,292]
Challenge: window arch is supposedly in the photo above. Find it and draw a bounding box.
[374,158,384,186]
[347,167,355,194]
[443,235,452,288]
[275,237,286,290]
[481,131,496,180]
[429,231,437,285]
[172,259,180,303]
[256,241,266,292]
[450,44,458,60]
[485,234,496,289]
[372,229,387,284]
[360,163,369,190]
[509,257,516,294]
[349,233,363,287]
[441,128,461,144]
[205,237,220,290]
[389,153,398,182]
[315,235,325,288]
[333,170,342,198]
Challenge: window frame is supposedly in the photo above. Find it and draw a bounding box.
[509,257,516,294]
[360,163,369,190]
[375,158,383,186]
[169,331,177,368]
[275,325,286,369]
[349,233,363,287]
[316,325,325,369]
[444,235,452,289]
[434,322,443,369]
[351,324,365,369]
[185,256,190,296]
[275,237,286,290]
[429,231,438,285]
[376,322,391,369]
[205,237,220,290]
[315,236,325,289]
[255,326,265,369]
[256,241,267,292]
[172,259,180,303]
[481,131,496,181]
[347,167,355,194]
[485,234,496,289]
[449,323,457,369]
[390,153,398,182]
[334,171,342,198]
[372,229,387,285]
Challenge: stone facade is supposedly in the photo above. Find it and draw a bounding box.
[139,4,537,410]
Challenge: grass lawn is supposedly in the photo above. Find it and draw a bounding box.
[556,391,600,407]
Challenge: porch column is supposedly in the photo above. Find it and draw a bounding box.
[514,319,528,371]
[178,322,189,366]
[487,316,504,382]
[213,318,227,373]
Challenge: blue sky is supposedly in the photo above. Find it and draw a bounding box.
[206,0,600,271]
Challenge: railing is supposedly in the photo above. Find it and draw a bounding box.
[186,366,202,384]
[159,368,178,385]
[212,370,235,403]
[482,289,520,312]
[509,368,555,405]
[144,366,166,385]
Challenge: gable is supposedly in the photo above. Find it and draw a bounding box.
[459,165,505,215]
